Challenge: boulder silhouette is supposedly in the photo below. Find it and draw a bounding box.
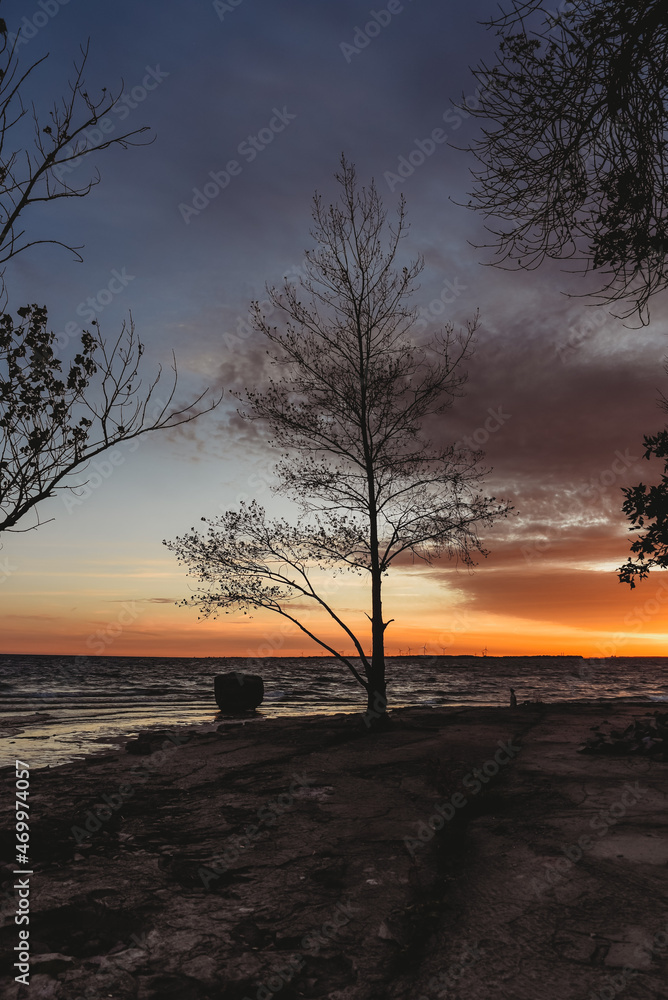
[214,672,264,713]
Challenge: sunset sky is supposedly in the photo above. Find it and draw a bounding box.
[1,0,668,659]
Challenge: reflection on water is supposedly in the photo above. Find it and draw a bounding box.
[1,654,666,768]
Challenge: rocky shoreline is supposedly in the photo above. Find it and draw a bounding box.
[1,703,667,999]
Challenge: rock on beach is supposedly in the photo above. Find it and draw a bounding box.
[214,671,264,712]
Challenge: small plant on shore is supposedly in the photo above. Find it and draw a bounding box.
[579,712,668,759]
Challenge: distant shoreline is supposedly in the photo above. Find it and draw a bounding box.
[0,651,652,660]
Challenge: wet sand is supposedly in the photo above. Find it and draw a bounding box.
[1,703,666,999]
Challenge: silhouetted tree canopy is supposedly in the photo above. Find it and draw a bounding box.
[618,429,668,587]
[0,306,221,532]
[462,0,668,323]
[166,158,510,724]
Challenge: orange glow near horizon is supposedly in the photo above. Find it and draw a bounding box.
[3,561,667,660]
[3,624,667,659]
[2,516,668,660]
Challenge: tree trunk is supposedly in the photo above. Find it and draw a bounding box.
[357,298,388,727]
[364,563,388,727]
[365,670,387,717]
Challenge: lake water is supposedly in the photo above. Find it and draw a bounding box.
[1,653,666,768]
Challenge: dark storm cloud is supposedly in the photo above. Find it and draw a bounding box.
[411,267,667,494]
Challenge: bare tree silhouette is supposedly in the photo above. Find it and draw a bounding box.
[166,158,510,725]
[0,20,151,299]
[166,158,509,723]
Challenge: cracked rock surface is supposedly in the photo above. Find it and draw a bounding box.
[1,704,666,999]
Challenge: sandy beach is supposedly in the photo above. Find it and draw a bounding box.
[1,703,667,1000]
